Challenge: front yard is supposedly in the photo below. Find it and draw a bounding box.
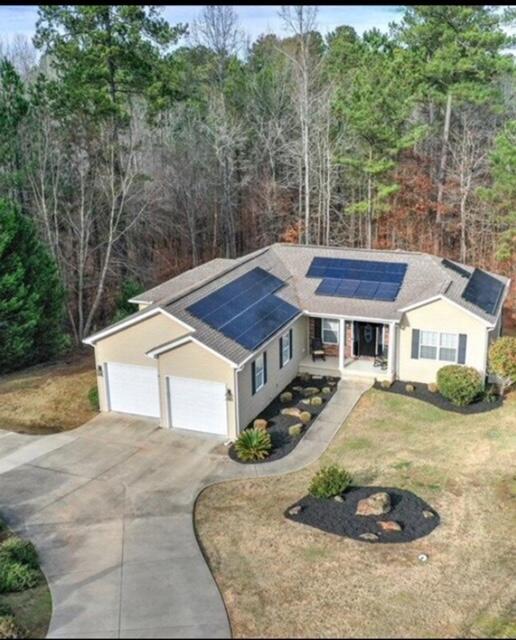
[0,353,97,435]
[195,387,516,638]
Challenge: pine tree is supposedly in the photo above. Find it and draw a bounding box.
[0,198,66,372]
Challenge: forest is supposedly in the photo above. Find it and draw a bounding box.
[0,5,514,371]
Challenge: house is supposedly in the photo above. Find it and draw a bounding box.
[84,244,510,439]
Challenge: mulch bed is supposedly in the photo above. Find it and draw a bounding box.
[229,374,339,464]
[285,486,440,544]
[374,380,503,414]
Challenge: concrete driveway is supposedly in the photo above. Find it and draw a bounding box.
[0,378,370,639]
[0,414,235,639]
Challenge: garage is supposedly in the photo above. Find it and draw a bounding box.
[167,376,228,435]
[105,362,160,418]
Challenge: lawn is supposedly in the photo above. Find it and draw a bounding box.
[195,388,516,639]
[0,352,97,434]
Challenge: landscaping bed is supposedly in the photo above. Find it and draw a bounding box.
[229,374,339,464]
[285,486,440,543]
[374,379,502,414]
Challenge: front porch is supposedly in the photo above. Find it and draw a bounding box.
[300,316,396,381]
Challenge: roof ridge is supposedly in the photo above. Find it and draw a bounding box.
[272,242,427,257]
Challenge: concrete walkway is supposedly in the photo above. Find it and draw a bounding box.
[0,378,370,639]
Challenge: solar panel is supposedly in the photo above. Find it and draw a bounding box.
[309,257,407,302]
[441,258,470,279]
[187,267,301,350]
[462,268,504,315]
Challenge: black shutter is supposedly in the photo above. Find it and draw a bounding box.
[279,336,283,369]
[458,334,467,364]
[314,317,322,339]
[411,329,420,359]
[289,328,293,359]
[263,351,267,384]
[251,361,256,395]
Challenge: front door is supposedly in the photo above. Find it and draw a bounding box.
[354,322,381,357]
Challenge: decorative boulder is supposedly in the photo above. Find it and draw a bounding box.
[422,510,435,519]
[355,492,391,517]
[281,407,303,419]
[328,380,337,386]
[300,398,311,405]
[300,372,311,382]
[303,387,320,397]
[333,495,344,503]
[288,505,302,516]
[289,423,303,437]
[312,375,323,380]
[253,419,268,431]
[359,533,379,542]
[321,386,331,394]
[299,411,312,424]
[405,384,415,393]
[427,383,438,393]
[377,520,402,533]
[310,396,323,407]
[292,385,303,392]
[280,391,293,403]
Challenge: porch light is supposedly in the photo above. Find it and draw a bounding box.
[226,389,233,401]
[97,365,103,376]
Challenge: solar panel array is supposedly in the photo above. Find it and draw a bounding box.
[462,268,504,316]
[187,267,300,350]
[307,257,408,302]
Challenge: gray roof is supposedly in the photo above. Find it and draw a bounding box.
[87,244,509,363]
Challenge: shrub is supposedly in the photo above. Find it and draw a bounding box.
[427,383,438,393]
[234,428,272,462]
[437,365,483,406]
[88,386,99,411]
[0,556,39,593]
[288,423,303,437]
[405,383,415,392]
[309,465,353,499]
[0,538,39,570]
[299,411,311,424]
[489,337,516,394]
[0,615,24,639]
[380,379,392,389]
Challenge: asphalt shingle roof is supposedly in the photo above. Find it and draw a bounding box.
[87,244,509,364]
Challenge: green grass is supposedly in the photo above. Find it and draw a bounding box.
[0,519,51,639]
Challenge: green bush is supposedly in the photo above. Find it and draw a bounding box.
[0,556,39,593]
[0,615,24,639]
[234,428,272,462]
[308,465,353,499]
[437,365,483,406]
[0,538,39,570]
[489,336,516,394]
[88,385,99,411]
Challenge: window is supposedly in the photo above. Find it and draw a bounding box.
[439,333,458,362]
[280,330,292,368]
[322,319,339,345]
[419,330,438,359]
[419,330,459,362]
[253,353,266,393]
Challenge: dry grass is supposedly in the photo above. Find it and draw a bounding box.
[196,388,516,638]
[0,352,97,434]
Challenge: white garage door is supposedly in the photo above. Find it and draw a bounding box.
[106,362,160,418]
[168,376,227,435]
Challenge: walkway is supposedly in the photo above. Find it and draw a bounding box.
[0,378,370,639]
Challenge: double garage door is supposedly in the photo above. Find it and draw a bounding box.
[105,362,227,435]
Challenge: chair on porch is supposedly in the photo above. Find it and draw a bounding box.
[311,337,326,362]
[374,345,388,370]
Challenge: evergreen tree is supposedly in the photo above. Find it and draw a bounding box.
[0,198,66,372]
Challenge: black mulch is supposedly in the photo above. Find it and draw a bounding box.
[285,486,440,544]
[374,380,503,414]
[229,374,339,464]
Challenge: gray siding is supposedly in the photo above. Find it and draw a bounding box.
[237,316,308,431]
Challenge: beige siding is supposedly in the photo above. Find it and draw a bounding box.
[237,317,308,432]
[93,313,189,412]
[398,298,488,384]
[158,341,237,436]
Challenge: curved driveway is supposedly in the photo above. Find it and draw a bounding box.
[0,378,369,639]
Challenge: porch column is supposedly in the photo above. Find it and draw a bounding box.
[387,321,396,378]
[339,318,345,369]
